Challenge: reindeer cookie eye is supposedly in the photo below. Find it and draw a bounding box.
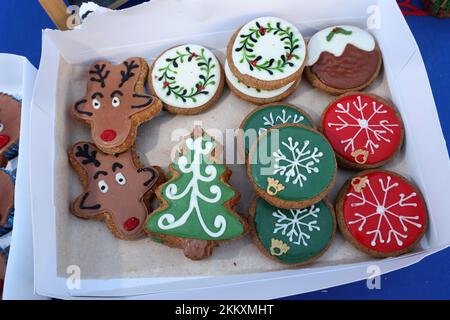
[112,97,121,108]
[0,122,4,132]
[98,180,109,193]
[115,172,126,185]
[92,98,101,110]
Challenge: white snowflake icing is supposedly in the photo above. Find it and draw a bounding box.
[272,205,321,246]
[327,95,399,154]
[259,109,305,135]
[347,175,422,247]
[273,137,323,187]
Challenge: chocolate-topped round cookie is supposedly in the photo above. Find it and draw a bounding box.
[305,26,382,95]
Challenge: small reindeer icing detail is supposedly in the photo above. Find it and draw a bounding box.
[0,94,21,167]
[72,58,162,154]
[70,142,160,240]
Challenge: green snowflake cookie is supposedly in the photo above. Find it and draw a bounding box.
[248,124,336,208]
[241,103,313,154]
[231,17,306,81]
[251,197,335,265]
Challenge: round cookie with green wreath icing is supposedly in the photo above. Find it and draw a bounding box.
[250,197,335,266]
[247,123,336,209]
[224,59,300,105]
[305,25,382,95]
[239,103,314,156]
[227,17,306,90]
[149,44,224,115]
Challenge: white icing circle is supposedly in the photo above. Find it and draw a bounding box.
[151,44,221,109]
[307,25,376,66]
[231,17,306,81]
[224,60,294,98]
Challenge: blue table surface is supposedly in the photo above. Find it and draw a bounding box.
[0,0,449,299]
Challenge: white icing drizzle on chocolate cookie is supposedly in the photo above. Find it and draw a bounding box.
[307,25,376,66]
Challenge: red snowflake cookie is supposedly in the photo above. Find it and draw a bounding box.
[321,93,403,168]
[338,170,428,257]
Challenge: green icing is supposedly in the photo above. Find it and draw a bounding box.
[147,134,244,241]
[253,198,334,264]
[242,105,313,154]
[249,125,336,201]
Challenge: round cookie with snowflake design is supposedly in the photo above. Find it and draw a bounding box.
[225,59,300,105]
[321,93,404,169]
[240,103,314,156]
[336,170,428,257]
[250,197,335,266]
[149,44,224,115]
[227,17,306,90]
[305,25,382,95]
[247,123,336,209]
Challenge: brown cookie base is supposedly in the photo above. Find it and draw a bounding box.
[305,47,382,95]
[246,123,337,210]
[227,75,301,105]
[319,93,405,170]
[69,143,163,241]
[226,26,305,90]
[148,46,225,115]
[335,170,428,258]
[249,197,336,267]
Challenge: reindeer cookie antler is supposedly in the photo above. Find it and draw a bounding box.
[72,58,162,154]
[69,142,161,240]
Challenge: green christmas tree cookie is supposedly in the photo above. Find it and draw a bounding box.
[146,127,247,260]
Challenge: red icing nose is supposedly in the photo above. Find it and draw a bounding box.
[100,130,117,142]
[123,217,140,231]
[0,135,10,149]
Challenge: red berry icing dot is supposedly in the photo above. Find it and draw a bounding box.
[322,94,403,166]
[100,129,117,142]
[124,217,140,231]
[341,171,427,254]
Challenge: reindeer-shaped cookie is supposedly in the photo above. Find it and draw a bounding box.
[72,58,162,154]
[70,142,160,240]
[0,94,21,167]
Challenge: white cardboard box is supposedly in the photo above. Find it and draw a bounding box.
[30,0,450,299]
[0,54,47,300]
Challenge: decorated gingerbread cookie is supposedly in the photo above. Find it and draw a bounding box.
[250,197,335,266]
[69,142,161,240]
[0,94,21,167]
[146,127,248,260]
[72,58,162,154]
[240,103,313,155]
[305,26,382,94]
[227,17,306,90]
[336,170,428,257]
[224,59,300,104]
[149,44,224,115]
[247,123,336,209]
[0,169,15,237]
[321,93,404,169]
